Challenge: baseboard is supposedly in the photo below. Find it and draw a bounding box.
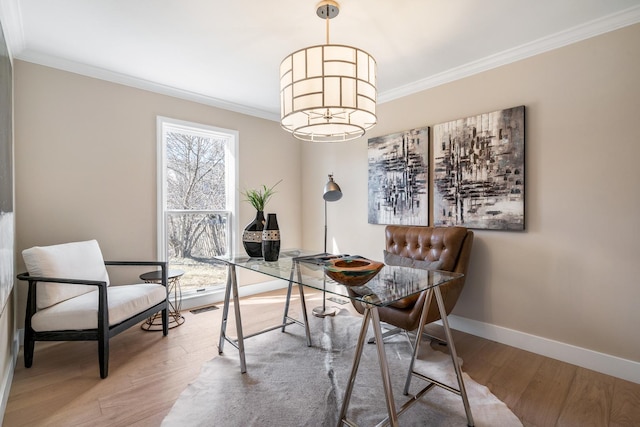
[11,281,636,389]
[184,282,640,384]
[0,332,19,425]
[446,315,640,385]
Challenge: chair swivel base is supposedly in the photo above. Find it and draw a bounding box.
[366,326,448,346]
[312,306,338,318]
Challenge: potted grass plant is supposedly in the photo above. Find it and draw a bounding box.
[241,180,281,258]
[241,180,281,212]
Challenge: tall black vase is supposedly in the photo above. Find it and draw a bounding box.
[242,211,265,258]
[262,213,280,262]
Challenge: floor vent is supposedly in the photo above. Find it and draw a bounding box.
[190,305,220,314]
[327,297,349,305]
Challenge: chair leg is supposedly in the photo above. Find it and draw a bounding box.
[98,336,109,379]
[162,308,169,336]
[24,330,35,368]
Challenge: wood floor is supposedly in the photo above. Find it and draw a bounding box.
[4,288,640,427]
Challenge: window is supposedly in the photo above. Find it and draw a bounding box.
[157,117,237,301]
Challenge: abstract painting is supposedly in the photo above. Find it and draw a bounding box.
[368,126,429,225]
[433,106,525,230]
[0,20,14,315]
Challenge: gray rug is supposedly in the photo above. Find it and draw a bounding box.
[163,310,522,426]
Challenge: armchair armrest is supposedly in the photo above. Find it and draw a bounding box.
[16,272,108,288]
[104,261,168,287]
[104,261,168,267]
[17,272,110,337]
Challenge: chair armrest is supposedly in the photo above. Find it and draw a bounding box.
[103,261,169,288]
[17,272,109,330]
[16,272,107,288]
[104,261,167,267]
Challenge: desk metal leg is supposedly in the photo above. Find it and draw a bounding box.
[281,265,295,333]
[231,265,247,373]
[296,262,312,346]
[282,260,312,346]
[220,259,312,373]
[401,286,474,426]
[338,309,370,426]
[217,265,233,354]
[217,264,247,373]
[434,286,474,426]
[403,288,434,394]
[338,307,399,427]
[372,307,400,426]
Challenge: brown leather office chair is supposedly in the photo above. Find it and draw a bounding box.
[348,225,473,341]
[347,225,475,425]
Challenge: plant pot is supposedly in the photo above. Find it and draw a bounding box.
[242,210,265,257]
[262,213,280,261]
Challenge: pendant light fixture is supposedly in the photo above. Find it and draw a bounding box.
[279,1,377,142]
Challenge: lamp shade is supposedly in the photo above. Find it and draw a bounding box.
[280,44,377,143]
[323,175,342,202]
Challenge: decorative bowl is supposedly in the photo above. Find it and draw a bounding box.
[324,256,384,287]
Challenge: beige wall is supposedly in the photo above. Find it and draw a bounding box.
[13,61,302,324]
[303,23,640,364]
[7,22,640,386]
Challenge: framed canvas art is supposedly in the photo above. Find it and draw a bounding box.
[368,126,429,225]
[433,106,525,230]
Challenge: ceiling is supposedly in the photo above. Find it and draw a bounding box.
[2,0,640,121]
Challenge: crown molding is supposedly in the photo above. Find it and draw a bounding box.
[378,4,640,104]
[5,3,640,121]
[0,0,25,59]
[15,50,280,122]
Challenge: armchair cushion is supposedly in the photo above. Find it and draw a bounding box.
[22,240,110,309]
[31,283,167,331]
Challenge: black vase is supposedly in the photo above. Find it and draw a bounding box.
[242,211,265,258]
[262,213,280,262]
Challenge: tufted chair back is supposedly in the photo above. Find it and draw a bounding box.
[385,225,469,271]
[349,225,473,331]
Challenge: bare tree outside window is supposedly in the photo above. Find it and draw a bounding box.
[166,131,226,258]
[159,120,235,294]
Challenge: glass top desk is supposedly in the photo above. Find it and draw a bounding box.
[214,249,473,427]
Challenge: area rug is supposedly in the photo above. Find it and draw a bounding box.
[163,310,522,426]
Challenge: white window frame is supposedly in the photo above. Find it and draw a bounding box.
[156,115,239,266]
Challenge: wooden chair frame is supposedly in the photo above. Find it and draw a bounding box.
[17,261,169,379]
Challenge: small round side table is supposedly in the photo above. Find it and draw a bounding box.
[140,269,186,331]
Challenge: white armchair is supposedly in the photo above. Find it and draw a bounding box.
[17,239,169,378]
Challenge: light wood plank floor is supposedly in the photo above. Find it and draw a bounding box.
[4,288,640,426]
